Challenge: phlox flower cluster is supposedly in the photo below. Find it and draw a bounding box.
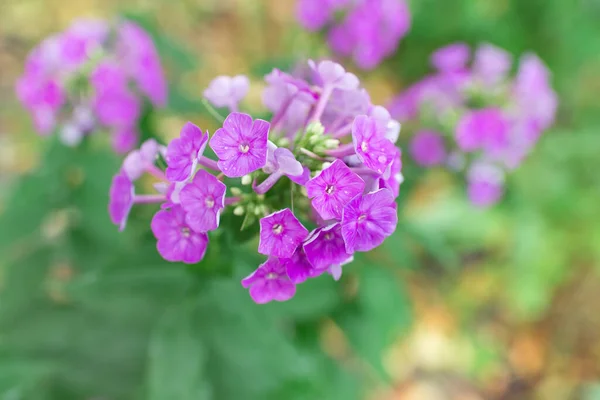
[388,43,557,207]
[296,0,411,69]
[109,60,403,304]
[16,18,166,153]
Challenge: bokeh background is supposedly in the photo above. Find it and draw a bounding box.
[1,0,600,399]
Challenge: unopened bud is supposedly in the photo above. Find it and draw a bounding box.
[324,138,340,149]
[230,187,242,197]
[307,122,324,136]
[321,162,332,170]
[241,175,252,185]
[233,206,245,216]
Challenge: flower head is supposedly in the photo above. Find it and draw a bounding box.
[352,115,397,174]
[179,170,226,232]
[456,108,510,155]
[108,171,134,231]
[306,159,365,220]
[473,43,513,85]
[467,162,505,207]
[258,209,309,258]
[431,43,470,73]
[309,60,359,90]
[151,205,209,264]
[341,188,398,253]
[122,139,160,180]
[210,112,270,177]
[241,258,296,304]
[203,75,250,111]
[410,130,447,166]
[166,122,209,182]
[303,223,352,270]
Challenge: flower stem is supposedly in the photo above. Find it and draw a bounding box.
[224,197,241,206]
[201,98,225,123]
[133,194,166,204]
[325,143,355,158]
[253,171,283,195]
[310,85,333,123]
[146,165,166,181]
[199,156,220,171]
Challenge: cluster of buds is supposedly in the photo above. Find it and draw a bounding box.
[296,0,411,69]
[109,60,403,304]
[16,18,166,152]
[389,43,558,207]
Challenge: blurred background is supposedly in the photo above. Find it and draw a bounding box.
[1,0,600,399]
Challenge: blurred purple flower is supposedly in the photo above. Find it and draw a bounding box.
[410,130,447,166]
[431,43,470,73]
[109,171,135,231]
[204,75,250,111]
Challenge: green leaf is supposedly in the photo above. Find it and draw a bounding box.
[145,303,211,400]
[335,265,412,378]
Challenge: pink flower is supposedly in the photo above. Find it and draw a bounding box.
[258,209,309,259]
[179,170,226,232]
[352,115,397,174]
[165,122,209,182]
[242,258,296,304]
[210,112,270,177]
[151,205,209,264]
[306,160,365,220]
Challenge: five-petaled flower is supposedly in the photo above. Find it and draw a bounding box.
[241,258,296,304]
[210,112,270,177]
[258,208,309,259]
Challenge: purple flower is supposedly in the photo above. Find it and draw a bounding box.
[378,147,403,198]
[473,43,513,85]
[112,127,139,154]
[165,122,209,182]
[306,159,365,220]
[117,22,167,107]
[455,108,510,155]
[410,130,447,166]
[352,115,397,174]
[467,163,505,207]
[94,87,141,128]
[289,167,311,186]
[283,247,322,284]
[241,258,296,304]
[303,223,352,270]
[210,112,269,177]
[179,170,226,232]
[514,53,557,131]
[309,60,359,90]
[91,61,128,95]
[296,0,349,31]
[151,205,209,264]
[258,209,309,259]
[431,43,470,72]
[264,143,304,177]
[122,139,160,180]
[203,75,250,111]
[369,105,401,143]
[341,188,398,253]
[108,171,134,231]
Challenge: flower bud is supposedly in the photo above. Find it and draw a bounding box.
[233,206,245,216]
[241,175,252,185]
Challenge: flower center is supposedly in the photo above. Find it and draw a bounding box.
[361,141,369,152]
[325,184,335,194]
[238,143,250,153]
[204,196,215,208]
[358,214,367,222]
[266,272,278,280]
[272,223,284,235]
[324,233,333,241]
[181,227,191,237]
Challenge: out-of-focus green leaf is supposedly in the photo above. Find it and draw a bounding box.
[335,265,412,378]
